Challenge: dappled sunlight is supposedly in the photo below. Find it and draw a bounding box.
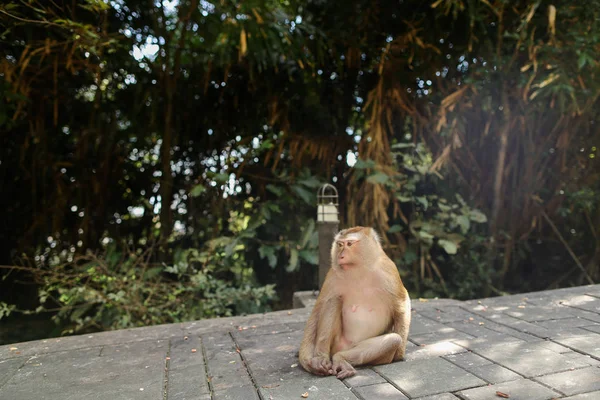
[564,295,598,306]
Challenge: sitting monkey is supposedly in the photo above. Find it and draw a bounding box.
[299,226,411,379]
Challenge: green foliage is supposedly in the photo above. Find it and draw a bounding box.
[354,141,491,299]
[3,242,276,335]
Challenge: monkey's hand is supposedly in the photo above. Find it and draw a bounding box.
[303,355,332,376]
[330,354,356,379]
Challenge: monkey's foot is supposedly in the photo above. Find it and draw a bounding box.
[330,356,356,379]
[308,356,332,376]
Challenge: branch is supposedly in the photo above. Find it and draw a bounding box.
[542,210,594,285]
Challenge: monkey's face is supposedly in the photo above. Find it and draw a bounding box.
[333,231,364,269]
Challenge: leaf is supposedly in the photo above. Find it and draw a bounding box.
[396,194,412,202]
[456,215,470,234]
[297,176,322,189]
[286,248,299,272]
[299,250,318,265]
[439,203,452,212]
[300,220,315,247]
[292,185,313,204]
[212,173,230,183]
[388,225,404,233]
[495,391,510,398]
[469,209,488,223]
[353,159,376,169]
[144,267,163,280]
[438,239,458,255]
[418,230,435,240]
[415,196,429,210]
[259,246,278,268]
[266,184,283,197]
[190,184,206,197]
[367,172,390,184]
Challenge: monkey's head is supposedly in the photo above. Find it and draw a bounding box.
[331,226,383,270]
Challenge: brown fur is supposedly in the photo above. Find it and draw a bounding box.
[298,226,411,379]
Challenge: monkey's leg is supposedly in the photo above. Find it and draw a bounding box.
[392,305,411,361]
[330,333,402,379]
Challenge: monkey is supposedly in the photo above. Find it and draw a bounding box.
[298,226,411,379]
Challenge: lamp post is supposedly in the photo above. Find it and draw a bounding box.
[317,184,339,288]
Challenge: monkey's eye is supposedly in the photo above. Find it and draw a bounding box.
[337,242,343,248]
[347,241,354,247]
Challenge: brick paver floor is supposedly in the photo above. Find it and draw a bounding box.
[1,284,600,399]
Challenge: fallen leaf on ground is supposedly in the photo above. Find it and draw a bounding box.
[419,298,429,302]
[496,391,510,398]
[301,392,309,398]
[291,363,298,368]
[261,384,280,388]
[518,305,525,309]
[191,349,197,353]
[288,311,293,315]
[9,347,17,351]
[184,336,188,340]
[166,357,170,360]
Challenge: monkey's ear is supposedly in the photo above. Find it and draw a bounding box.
[369,228,381,245]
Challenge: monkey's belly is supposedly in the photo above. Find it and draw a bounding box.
[340,302,391,347]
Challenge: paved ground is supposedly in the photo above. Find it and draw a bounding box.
[2,285,600,400]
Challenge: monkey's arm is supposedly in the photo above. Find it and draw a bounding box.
[298,278,342,375]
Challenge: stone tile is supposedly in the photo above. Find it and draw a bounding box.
[259,375,358,400]
[535,340,572,353]
[410,328,474,346]
[417,307,477,323]
[411,299,464,311]
[562,392,600,400]
[231,322,293,339]
[554,334,600,358]
[536,317,600,331]
[467,364,522,384]
[353,383,408,399]
[561,351,600,366]
[0,325,183,360]
[170,336,206,369]
[167,369,211,399]
[565,308,600,323]
[415,394,460,400]
[236,331,304,386]
[376,357,485,398]
[562,295,600,313]
[0,357,25,388]
[504,305,577,322]
[446,320,501,337]
[474,341,588,377]
[443,352,491,369]
[456,378,560,400]
[167,336,210,399]
[535,367,600,396]
[452,334,526,351]
[0,342,167,400]
[581,324,600,334]
[213,384,259,400]
[405,341,466,361]
[409,315,449,336]
[449,320,539,342]
[344,368,387,387]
